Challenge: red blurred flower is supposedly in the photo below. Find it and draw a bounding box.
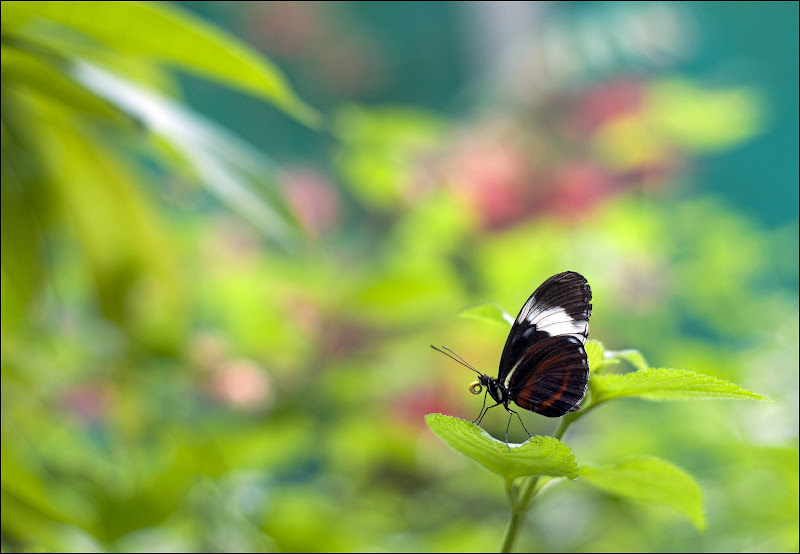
[390,384,464,430]
[546,161,615,219]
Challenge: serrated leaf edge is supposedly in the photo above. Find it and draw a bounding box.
[425,414,579,480]
[591,368,770,402]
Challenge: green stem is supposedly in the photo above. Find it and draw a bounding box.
[499,397,598,552]
[498,466,545,550]
[552,417,571,441]
[500,501,524,553]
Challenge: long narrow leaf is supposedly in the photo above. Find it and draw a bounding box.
[1,1,320,126]
[71,61,300,245]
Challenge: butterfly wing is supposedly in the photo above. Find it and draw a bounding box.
[498,271,592,379]
[506,335,590,416]
[497,271,592,415]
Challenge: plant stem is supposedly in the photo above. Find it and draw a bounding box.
[499,399,595,552]
[502,474,547,552]
[500,501,525,553]
[552,416,571,441]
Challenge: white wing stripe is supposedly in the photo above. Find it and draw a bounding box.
[526,305,563,324]
[523,304,589,344]
[504,358,523,389]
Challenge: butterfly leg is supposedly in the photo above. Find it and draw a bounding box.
[504,411,513,450]
[472,389,489,423]
[503,406,532,450]
[474,399,502,425]
[510,408,532,438]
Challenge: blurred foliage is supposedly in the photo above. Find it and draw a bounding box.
[2,1,798,553]
[0,0,321,352]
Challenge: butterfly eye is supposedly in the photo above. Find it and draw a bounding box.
[468,381,483,395]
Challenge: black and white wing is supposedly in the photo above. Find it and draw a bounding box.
[497,271,592,392]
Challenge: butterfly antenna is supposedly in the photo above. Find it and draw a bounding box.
[430,345,481,375]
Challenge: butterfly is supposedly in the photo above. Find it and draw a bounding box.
[432,271,592,445]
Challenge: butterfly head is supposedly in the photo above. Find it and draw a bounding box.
[470,374,505,403]
[468,373,493,394]
[430,345,500,400]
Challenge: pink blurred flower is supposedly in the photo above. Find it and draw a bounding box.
[61,383,112,424]
[572,78,646,134]
[431,79,683,227]
[282,167,341,238]
[208,359,273,411]
[441,117,541,230]
[248,2,324,58]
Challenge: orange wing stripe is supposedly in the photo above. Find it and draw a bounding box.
[536,368,572,411]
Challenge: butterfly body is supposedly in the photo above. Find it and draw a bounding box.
[480,374,509,407]
[476,333,589,418]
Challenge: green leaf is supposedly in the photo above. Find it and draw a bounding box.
[590,368,770,404]
[458,302,514,327]
[587,341,648,373]
[0,97,49,327]
[585,339,605,372]
[1,43,132,125]
[580,455,705,531]
[605,348,649,371]
[70,62,300,245]
[425,414,578,482]
[27,95,186,351]
[1,1,320,127]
